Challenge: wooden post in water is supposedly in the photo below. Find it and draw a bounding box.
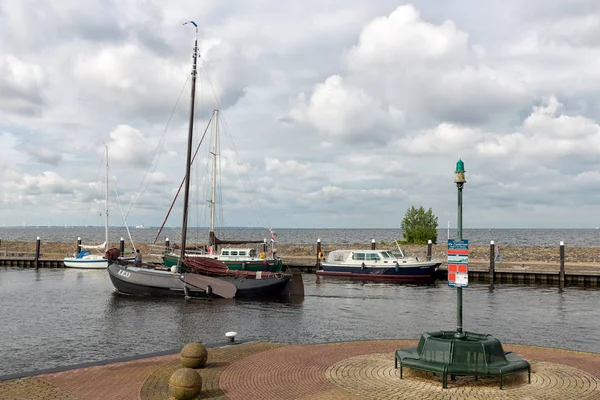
[119,237,125,256]
[371,239,376,250]
[489,240,495,284]
[35,237,41,269]
[559,241,565,289]
[427,240,432,261]
[76,237,82,254]
[316,238,322,268]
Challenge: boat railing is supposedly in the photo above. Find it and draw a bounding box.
[147,244,211,258]
[147,244,176,257]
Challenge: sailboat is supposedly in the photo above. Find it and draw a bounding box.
[106,23,303,299]
[64,145,113,269]
[160,108,284,273]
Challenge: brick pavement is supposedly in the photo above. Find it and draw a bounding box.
[1,340,599,400]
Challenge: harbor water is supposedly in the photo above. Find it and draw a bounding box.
[1,267,599,377]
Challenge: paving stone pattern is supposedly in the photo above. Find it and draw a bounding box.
[1,340,599,400]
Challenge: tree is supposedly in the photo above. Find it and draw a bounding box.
[401,206,438,244]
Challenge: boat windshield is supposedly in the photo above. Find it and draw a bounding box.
[381,251,394,258]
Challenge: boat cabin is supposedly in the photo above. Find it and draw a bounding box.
[325,249,420,265]
[326,250,397,264]
[218,248,259,259]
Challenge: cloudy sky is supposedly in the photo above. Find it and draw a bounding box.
[2,0,600,229]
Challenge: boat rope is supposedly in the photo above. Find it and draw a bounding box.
[197,58,274,234]
[124,75,191,222]
[153,117,213,244]
[107,167,136,251]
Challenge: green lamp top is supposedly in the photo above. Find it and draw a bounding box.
[456,159,465,172]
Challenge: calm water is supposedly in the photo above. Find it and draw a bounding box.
[0,267,599,377]
[2,227,600,246]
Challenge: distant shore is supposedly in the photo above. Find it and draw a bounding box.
[1,241,600,266]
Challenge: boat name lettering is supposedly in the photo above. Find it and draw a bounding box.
[118,269,131,278]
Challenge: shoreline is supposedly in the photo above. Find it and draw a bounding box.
[1,240,600,266]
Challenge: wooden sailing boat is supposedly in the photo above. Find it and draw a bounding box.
[106,22,302,298]
[161,108,284,272]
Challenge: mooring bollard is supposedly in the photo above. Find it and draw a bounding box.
[489,240,495,284]
[35,237,41,269]
[371,239,376,250]
[427,240,432,261]
[559,241,565,289]
[119,237,125,255]
[76,237,82,254]
[263,238,268,254]
[316,238,322,268]
[165,238,170,252]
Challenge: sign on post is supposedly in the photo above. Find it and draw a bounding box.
[448,239,468,288]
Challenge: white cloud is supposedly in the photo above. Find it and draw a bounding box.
[477,97,600,159]
[290,75,404,142]
[0,54,47,115]
[347,4,469,70]
[107,125,156,167]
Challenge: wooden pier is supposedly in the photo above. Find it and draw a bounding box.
[281,257,600,287]
[2,255,599,287]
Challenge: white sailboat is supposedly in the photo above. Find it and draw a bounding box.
[64,145,113,269]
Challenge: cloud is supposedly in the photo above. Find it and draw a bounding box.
[477,97,600,160]
[107,125,156,167]
[0,54,47,115]
[290,75,405,143]
[287,4,530,144]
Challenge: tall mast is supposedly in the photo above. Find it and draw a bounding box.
[178,26,199,268]
[104,144,109,252]
[209,109,219,240]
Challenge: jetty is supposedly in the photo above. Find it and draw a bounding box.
[1,239,600,286]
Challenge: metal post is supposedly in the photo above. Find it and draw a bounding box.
[456,182,463,336]
[454,158,466,339]
[427,240,432,261]
[76,237,82,254]
[371,239,376,250]
[559,241,565,289]
[316,238,322,268]
[263,238,268,254]
[119,237,125,256]
[165,238,170,253]
[35,237,41,269]
[489,240,495,284]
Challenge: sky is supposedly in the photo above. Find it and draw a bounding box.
[2,0,600,229]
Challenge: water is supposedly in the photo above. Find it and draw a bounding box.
[1,267,599,377]
[2,227,600,246]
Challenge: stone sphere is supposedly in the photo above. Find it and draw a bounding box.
[168,367,202,400]
[180,342,208,368]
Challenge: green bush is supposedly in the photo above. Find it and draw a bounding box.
[401,206,438,244]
